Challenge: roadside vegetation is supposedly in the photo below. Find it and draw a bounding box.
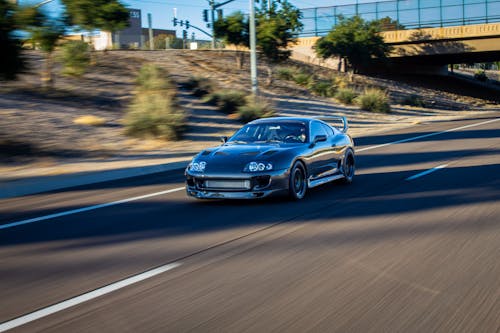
[182,76,214,97]
[59,40,91,77]
[204,90,248,114]
[202,89,276,122]
[400,94,425,107]
[356,88,391,113]
[124,64,186,140]
[237,98,275,123]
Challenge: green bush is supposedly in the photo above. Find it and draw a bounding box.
[292,72,312,86]
[356,88,391,113]
[124,64,186,140]
[334,88,358,105]
[59,40,90,77]
[474,70,488,82]
[202,92,221,106]
[401,94,425,107]
[136,64,171,91]
[237,98,275,123]
[276,66,296,81]
[308,80,337,97]
[205,90,247,114]
[183,76,214,97]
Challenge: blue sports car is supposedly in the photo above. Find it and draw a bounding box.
[185,116,355,200]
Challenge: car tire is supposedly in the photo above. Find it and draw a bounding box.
[341,150,355,184]
[289,161,307,200]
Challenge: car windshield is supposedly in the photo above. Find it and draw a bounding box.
[228,122,308,144]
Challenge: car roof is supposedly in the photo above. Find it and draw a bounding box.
[248,117,316,124]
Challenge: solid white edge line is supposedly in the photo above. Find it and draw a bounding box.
[357,118,500,152]
[0,187,185,231]
[405,164,448,181]
[2,117,499,231]
[0,262,181,333]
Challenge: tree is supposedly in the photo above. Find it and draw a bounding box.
[214,0,302,80]
[255,0,303,63]
[0,0,25,80]
[315,16,391,73]
[214,11,249,68]
[61,0,129,33]
[29,17,65,87]
[59,40,91,76]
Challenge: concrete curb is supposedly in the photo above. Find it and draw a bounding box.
[0,160,190,200]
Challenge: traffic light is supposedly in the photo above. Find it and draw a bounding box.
[203,9,209,22]
[173,17,177,26]
[179,20,184,27]
[185,20,190,29]
[217,9,223,19]
[182,30,187,40]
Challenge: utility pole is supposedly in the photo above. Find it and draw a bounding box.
[249,0,258,96]
[147,13,154,50]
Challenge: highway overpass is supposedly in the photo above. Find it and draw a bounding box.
[293,0,500,74]
[292,22,500,74]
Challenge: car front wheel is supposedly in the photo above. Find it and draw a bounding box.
[289,161,307,200]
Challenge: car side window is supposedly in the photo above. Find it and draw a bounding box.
[310,121,328,140]
[321,123,335,137]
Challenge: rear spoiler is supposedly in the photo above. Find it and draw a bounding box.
[313,116,349,133]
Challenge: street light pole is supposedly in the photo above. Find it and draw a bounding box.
[249,0,258,96]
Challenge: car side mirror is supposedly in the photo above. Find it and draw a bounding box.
[220,136,228,143]
[313,135,327,144]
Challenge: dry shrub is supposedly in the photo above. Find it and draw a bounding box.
[334,88,358,105]
[124,64,186,140]
[205,90,247,114]
[236,97,275,123]
[356,88,391,113]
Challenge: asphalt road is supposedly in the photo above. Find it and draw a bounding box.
[1,116,499,332]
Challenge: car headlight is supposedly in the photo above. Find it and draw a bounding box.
[245,162,273,172]
[189,161,206,172]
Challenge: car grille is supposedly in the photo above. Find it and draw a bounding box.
[204,180,251,190]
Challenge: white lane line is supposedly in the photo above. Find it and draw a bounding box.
[0,187,184,231]
[357,118,500,152]
[0,262,181,333]
[406,164,448,181]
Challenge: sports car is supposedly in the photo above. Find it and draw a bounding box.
[185,116,355,200]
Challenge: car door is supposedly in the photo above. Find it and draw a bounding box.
[322,123,345,174]
[307,120,335,179]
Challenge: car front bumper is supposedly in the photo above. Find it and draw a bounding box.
[185,169,289,199]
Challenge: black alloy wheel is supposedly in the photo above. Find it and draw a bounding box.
[289,161,307,200]
[342,151,355,184]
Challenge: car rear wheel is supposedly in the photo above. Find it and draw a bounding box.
[289,161,307,200]
[341,150,355,184]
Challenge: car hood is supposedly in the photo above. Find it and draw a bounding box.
[193,143,299,170]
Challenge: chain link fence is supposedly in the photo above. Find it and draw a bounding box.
[300,0,500,36]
